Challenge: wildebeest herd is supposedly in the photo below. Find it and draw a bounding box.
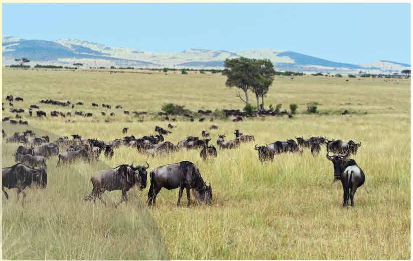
[2,95,365,208]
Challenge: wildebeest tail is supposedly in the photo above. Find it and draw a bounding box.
[2,187,9,200]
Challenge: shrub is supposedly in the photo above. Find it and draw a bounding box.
[307,102,318,114]
[243,104,257,116]
[161,103,190,115]
[163,68,168,73]
[335,74,342,77]
[269,104,274,111]
[181,69,188,74]
[290,103,298,114]
[348,74,356,78]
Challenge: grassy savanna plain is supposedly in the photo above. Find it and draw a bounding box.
[1,68,410,259]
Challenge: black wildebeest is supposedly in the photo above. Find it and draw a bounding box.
[326,150,365,207]
[200,139,217,160]
[84,163,149,207]
[122,127,128,134]
[147,161,212,207]
[255,144,275,162]
[2,163,47,200]
[217,135,240,149]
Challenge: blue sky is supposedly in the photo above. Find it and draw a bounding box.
[2,3,411,64]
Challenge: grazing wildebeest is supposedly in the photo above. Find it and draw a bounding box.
[15,96,23,101]
[254,144,275,162]
[168,123,175,129]
[15,154,47,169]
[92,103,99,107]
[57,149,89,165]
[234,129,255,142]
[217,135,240,149]
[32,143,59,158]
[147,161,212,206]
[6,95,13,102]
[200,139,217,160]
[210,125,218,130]
[342,110,348,115]
[101,112,106,116]
[201,130,210,137]
[326,151,365,207]
[310,142,321,155]
[116,105,122,109]
[37,110,46,117]
[144,141,178,156]
[2,163,47,200]
[122,127,128,134]
[110,112,115,116]
[177,136,206,150]
[327,139,361,155]
[155,126,171,135]
[84,163,149,207]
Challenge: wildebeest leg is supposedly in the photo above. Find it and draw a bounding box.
[153,187,162,206]
[186,188,191,207]
[2,187,9,200]
[97,193,107,206]
[341,182,348,207]
[350,185,358,207]
[177,186,184,206]
[115,190,127,208]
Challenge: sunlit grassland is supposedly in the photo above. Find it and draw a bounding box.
[1,68,410,259]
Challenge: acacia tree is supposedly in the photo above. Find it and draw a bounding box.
[15,58,30,66]
[251,59,275,110]
[222,57,256,106]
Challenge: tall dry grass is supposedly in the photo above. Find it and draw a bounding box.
[1,68,410,259]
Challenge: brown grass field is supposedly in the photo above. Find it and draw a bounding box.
[1,67,410,259]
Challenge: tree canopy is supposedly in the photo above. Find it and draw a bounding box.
[223,57,275,111]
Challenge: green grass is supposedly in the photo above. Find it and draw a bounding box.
[1,68,410,259]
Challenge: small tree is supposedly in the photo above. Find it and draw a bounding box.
[290,104,298,114]
[163,68,168,73]
[181,69,188,74]
[307,103,318,114]
[15,57,30,67]
[275,103,282,113]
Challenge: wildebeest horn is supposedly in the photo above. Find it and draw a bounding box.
[144,161,150,169]
[326,151,333,161]
[254,144,259,150]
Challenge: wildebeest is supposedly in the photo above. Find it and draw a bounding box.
[326,151,365,207]
[155,126,171,135]
[143,141,178,156]
[32,143,59,158]
[15,145,34,156]
[201,130,210,137]
[6,95,13,102]
[177,136,206,150]
[210,125,218,130]
[327,139,361,155]
[92,103,99,107]
[147,161,212,206]
[217,135,240,149]
[2,129,6,138]
[37,110,46,117]
[200,139,217,160]
[84,163,149,207]
[168,123,175,129]
[310,142,321,155]
[234,129,255,142]
[57,149,89,165]
[2,163,47,200]
[122,127,128,134]
[15,154,47,169]
[254,144,275,162]
[104,145,114,159]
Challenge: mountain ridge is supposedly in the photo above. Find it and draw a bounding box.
[2,36,410,73]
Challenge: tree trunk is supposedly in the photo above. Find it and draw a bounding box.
[255,93,260,111]
[243,88,249,106]
[261,95,265,111]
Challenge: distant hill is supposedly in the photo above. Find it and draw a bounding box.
[3,36,410,73]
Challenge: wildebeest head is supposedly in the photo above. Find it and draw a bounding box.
[255,144,274,162]
[130,162,150,190]
[326,151,349,180]
[32,168,47,189]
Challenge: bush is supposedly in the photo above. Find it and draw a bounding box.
[243,104,257,116]
[163,68,168,73]
[335,74,342,77]
[181,69,188,74]
[161,103,190,115]
[307,102,318,114]
[269,104,274,111]
[348,74,356,78]
[290,103,298,114]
